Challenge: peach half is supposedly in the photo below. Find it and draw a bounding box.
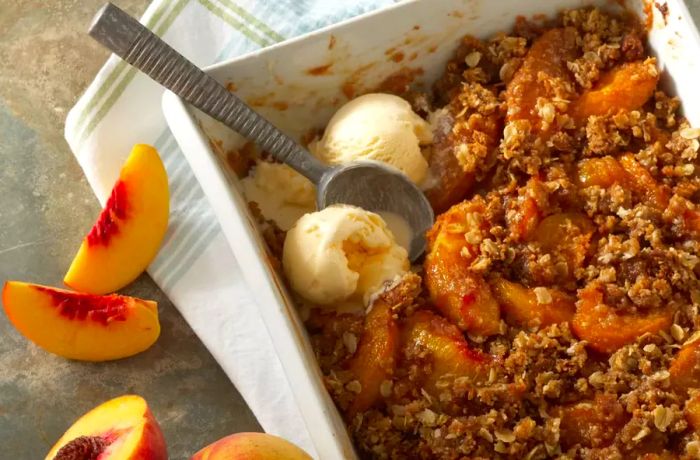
[64,144,169,294]
[45,395,167,460]
[191,433,312,460]
[2,281,159,361]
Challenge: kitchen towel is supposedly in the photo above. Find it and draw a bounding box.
[64,0,393,457]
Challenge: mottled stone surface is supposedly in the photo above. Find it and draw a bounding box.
[0,1,259,459]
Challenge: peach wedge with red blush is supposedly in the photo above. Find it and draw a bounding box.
[2,281,160,361]
[64,144,169,295]
[45,395,167,460]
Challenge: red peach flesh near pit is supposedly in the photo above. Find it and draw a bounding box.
[37,286,128,325]
[3,281,160,361]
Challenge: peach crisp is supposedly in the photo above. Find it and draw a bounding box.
[245,6,700,460]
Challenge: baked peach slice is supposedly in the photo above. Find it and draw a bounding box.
[490,278,575,329]
[670,340,700,392]
[347,273,421,415]
[2,281,159,361]
[425,93,502,214]
[577,154,670,210]
[504,27,578,131]
[424,141,475,215]
[571,59,659,122]
[424,199,501,336]
[531,212,594,278]
[685,392,700,430]
[65,144,169,294]
[506,177,547,242]
[191,433,312,460]
[45,395,166,460]
[618,153,670,209]
[577,156,630,188]
[508,196,541,242]
[401,310,490,395]
[571,283,674,354]
[554,393,628,449]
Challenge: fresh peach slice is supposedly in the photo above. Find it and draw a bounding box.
[670,340,700,392]
[571,283,674,354]
[554,393,627,449]
[401,310,490,395]
[490,278,575,329]
[505,27,578,131]
[64,144,169,294]
[571,59,659,122]
[347,273,421,415]
[191,433,312,460]
[2,281,159,361]
[425,199,501,336]
[45,395,166,460]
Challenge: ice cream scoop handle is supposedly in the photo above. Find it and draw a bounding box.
[88,2,328,184]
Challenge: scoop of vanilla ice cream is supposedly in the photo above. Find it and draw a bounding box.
[282,204,409,306]
[241,162,316,230]
[310,93,433,184]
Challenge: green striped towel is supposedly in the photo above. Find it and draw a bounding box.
[65,0,392,456]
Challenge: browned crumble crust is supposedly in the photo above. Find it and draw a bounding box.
[293,7,700,460]
[248,201,286,271]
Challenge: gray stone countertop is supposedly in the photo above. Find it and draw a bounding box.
[1,1,700,459]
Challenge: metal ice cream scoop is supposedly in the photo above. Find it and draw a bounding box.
[88,3,434,261]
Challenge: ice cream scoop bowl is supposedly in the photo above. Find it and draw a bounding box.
[89,3,434,261]
[318,162,432,260]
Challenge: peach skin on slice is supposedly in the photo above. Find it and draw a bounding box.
[3,281,159,361]
[571,283,674,354]
[504,27,577,131]
[670,340,700,392]
[401,310,490,395]
[347,273,421,415]
[191,433,312,460]
[45,395,166,460]
[424,199,501,336]
[490,278,575,329]
[570,59,659,122]
[64,144,169,294]
[554,393,628,449]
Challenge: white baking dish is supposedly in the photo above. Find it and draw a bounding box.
[162,0,700,457]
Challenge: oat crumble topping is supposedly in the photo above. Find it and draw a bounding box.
[245,6,700,459]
